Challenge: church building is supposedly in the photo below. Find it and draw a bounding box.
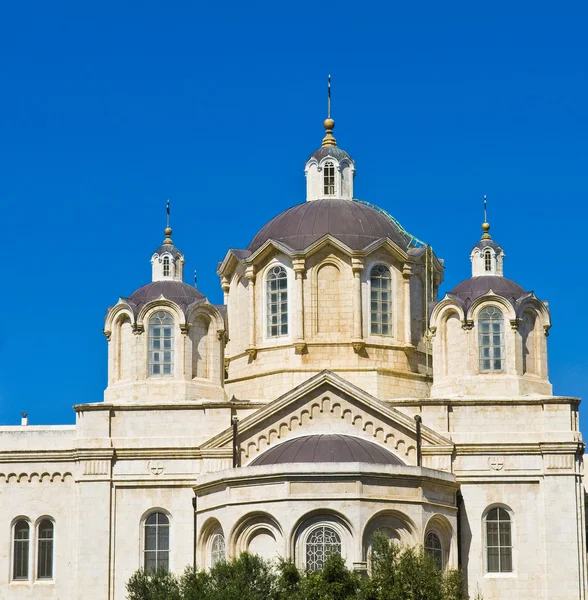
[0,113,586,600]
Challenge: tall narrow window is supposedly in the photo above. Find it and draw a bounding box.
[424,531,443,569]
[478,306,504,372]
[306,526,341,572]
[13,520,30,580]
[144,512,170,572]
[37,519,54,579]
[486,508,512,573]
[267,266,288,337]
[484,250,492,272]
[370,265,393,336]
[163,256,170,277]
[210,533,225,567]
[323,161,335,196]
[148,312,174,376]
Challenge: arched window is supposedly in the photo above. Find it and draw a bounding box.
[484,250,492,272]
[148,312,174,376]
[144,512,170,571]
[267,266,288,338]
[37,519,54,579]
[323,161,335,196]
[370,265,393,336]
[424,531,443,569]
[306,525,341,572]
[485,508,512,573]
[163,256,171,277]
[210,533,226,567]
[12,520,30,580]
[478,306,504,372]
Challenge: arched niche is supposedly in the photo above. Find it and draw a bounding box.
[190,314,212,379]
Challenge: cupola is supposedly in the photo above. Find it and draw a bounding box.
[151,225,185,282]
[304,82,355,202]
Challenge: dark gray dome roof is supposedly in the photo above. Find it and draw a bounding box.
[448,276,528,306]
[128,281,205,312]
[309,146,353,163]
[249,434,403,466]
[248,200,411,252]
[472,239,503,253]
[152,244,184,259]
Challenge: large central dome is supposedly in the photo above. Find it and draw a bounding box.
[248,199,410,253]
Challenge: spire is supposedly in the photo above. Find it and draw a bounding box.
[322,75,337,147]
[163,199,173,244]
[481,194,491,240]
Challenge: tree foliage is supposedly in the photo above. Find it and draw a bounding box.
[127,535,468,600]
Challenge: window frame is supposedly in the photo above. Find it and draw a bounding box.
[484,249,493,272]
[36,517,55,580]
[162,255,171,277]
[265,264,289,340]
[209,531,226,567]
[478,305,505,373]
[323,161,336,196]
[369,264,394,338]
[148,311,175,377]
[424,530,443,570]
[483,506,514,576]
[12,518,31,582]
[304,524,342,572]
[143,511,171,572]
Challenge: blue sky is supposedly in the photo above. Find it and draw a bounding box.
[0,2,586,427]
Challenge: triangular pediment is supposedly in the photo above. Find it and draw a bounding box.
[203,371,453,467]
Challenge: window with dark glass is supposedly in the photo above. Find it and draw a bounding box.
[37,519,54,579]
[478,306,504,372]
[323,162,335,196]
[370,265,393,336]
[163,256,170,277]
[148,312,174,376]
[486,508,512,573]
[144,512,170,572]
[267,266,288,337]
[424,531,443,569]
[13,520,30,580]
[484,250,492,272]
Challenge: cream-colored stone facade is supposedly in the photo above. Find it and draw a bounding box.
[0,120,585,599]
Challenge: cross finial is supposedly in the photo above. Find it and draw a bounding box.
[322,75,337,147]
[163,200,173,244]
[481,194,491,240]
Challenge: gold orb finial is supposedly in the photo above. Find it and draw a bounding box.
[481,222,491,240]
[322,118,337,147]
[163,227,173,245]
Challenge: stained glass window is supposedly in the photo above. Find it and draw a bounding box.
[210,533,225,567]
[424,531,443,569]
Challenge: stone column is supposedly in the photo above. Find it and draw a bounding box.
[293,258,307,354]
[402,264,413,345]
[351,259,365,353]
[245,265,257,358]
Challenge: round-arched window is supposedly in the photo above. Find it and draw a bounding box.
[210,532,226,567]
[163,256,171,277]
[323,161,335,196]
[267,266,288,338]
[148,311,174,376]
[424,531,443,569]
[370,265,393,336]
[144,512,170,571]
[305,525,341,572]
[478,306,504,372]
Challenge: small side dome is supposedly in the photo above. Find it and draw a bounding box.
[129,280,205,313]
[449,275,528,306]
[249,434,403,466]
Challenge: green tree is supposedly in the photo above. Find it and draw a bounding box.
[126,568,181,600]
[297,553,361,600]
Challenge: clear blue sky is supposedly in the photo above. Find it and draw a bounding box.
[1,2,586,428]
